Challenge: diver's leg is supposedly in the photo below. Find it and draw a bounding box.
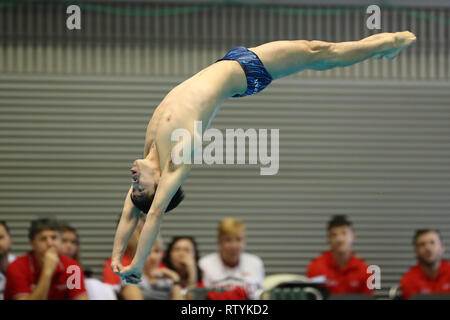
[248,31,416,79]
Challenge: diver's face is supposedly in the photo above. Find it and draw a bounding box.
[131,159,156,197]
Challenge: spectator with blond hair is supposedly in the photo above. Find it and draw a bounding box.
[199,217,265,300]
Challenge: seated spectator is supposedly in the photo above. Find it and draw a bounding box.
[102,217,144,299]
[400,229,450,300]
[0,221,15,300]
[59,224,80,262]
[307,215,372,295]
[162,236,203,298]
[199,217,265,300]
[59,223,117,300]
[138,236,183,300]
[4,218,88,300]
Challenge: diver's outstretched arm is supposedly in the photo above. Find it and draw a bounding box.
[110,186,141,273]
[116,161,192,283]
[249,31,416,79]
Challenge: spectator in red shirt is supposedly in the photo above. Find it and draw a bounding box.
[307,215,373,296]
[400,229,450,300]
[59,223,118,300]
[5,218,88,300]
[60,224,81,263]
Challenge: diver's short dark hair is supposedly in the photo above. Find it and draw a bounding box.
[413,229,441,246]
[28,218,61,241]
[327,215,353,231]
[130,186,184,214]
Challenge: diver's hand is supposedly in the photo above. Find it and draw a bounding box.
[110,259,124,275]
[373,31,416,60]
[394,31,417,49]
[117,264,143,284]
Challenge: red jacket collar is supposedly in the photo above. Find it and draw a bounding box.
[324,250,359,271]
[415,260,449,280]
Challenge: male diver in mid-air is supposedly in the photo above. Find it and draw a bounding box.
[111,31,417,283]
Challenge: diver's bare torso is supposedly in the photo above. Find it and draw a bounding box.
[143,60,247,170]
[113,32,417,284]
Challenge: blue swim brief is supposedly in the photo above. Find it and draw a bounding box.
[216,46,273,98]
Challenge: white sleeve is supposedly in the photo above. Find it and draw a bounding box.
[198,258,211,287]
[258,258,265,286]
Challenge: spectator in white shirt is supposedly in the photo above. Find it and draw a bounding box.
[199,217,265,299]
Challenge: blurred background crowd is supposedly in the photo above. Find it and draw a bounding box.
[1,215,449,300]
